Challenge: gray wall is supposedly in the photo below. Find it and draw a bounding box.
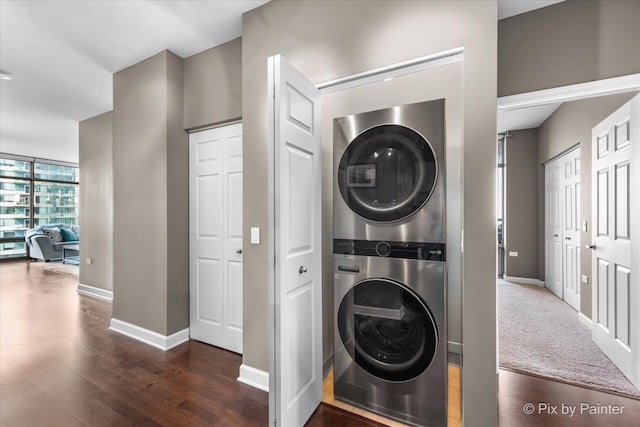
[112,50,189,335]
[242,1,498,425]
[79,111,113,291]
[505,129,539,279]
[537,92,638,318]
[183,37,242,130]
[498,0,640,96]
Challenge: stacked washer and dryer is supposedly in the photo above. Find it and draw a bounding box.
[332,99,447,427]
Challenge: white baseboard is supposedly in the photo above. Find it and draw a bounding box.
[578,312,593,328]
[503,275,545,287]
[109,318,189,351]
[77,283,113,301]
[237,364,269,392]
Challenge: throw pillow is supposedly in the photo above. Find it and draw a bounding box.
[42,227,63,243]
[59,227,78,242]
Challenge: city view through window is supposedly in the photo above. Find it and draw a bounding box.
[0,157,79,259]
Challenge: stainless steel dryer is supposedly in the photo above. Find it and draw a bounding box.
[333,99,445,243]
[333,240,447,427]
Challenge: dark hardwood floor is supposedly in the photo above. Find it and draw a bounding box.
[2,260,639,426]
[498,369,640,427]
[0,261,383,427]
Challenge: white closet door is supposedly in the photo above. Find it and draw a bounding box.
[562,148,581,310]
[545,158,563,298]
[189,123,243,354]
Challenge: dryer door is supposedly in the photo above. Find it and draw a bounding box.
[337,124,437,223]
[337,278,438,382]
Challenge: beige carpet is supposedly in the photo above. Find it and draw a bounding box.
[29,261,79,277]
[499,279,640,398]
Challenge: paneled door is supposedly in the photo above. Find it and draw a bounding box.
[591,95,639,389]
[562,148,581,310]
[545,158,563,298]
[545,147,581,309]
[189,123,243,354]
[268,54,322,427]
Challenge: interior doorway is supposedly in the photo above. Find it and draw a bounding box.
[496,75,640,397]
[188,123,244,354]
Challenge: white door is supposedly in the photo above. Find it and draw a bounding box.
[189,123,244,354]
[545,158,563,298]
[562,148,581,310]
[268,54,322,426]
[591,95,639,389]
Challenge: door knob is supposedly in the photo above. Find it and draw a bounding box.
[565,237,571,240]
[236,249,242,254]
[553,234,558,238]
[586,244,596,250]
[298,266,308,274]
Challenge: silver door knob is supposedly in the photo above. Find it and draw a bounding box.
[586,244,596,250]
[236,249,242,254]
[298,266,308,274]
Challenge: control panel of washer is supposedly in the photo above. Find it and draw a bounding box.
[334,239,446,261]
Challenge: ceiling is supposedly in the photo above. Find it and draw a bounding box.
[0,0,562,164]
[0,0,269,163]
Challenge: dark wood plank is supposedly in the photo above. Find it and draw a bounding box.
[4,260,640,427]
[1,261,266,427]
[498,369,640,427]
[306,404,387,426]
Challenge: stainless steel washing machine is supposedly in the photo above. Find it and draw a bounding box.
[333,240,447,427]
[333,99,445,243]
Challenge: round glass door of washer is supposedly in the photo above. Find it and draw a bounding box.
[337,278,438,382]
[337,124,437,223]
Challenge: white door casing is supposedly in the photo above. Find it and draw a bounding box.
[591,94,639,389]
[189,123,243,354]
[545,158,563,298]
[268,54,322,427]
[562,148,581,310]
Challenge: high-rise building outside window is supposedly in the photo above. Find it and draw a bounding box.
[0,156,79,259]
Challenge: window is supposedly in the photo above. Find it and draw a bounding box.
[0,156,79,259]
[34,162,79,182]
[0,158,30,178]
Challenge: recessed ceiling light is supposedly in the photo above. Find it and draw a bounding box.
[0,70,13,80]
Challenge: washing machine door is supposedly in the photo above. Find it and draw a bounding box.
[337,278,438,382]
[337,124,437,223]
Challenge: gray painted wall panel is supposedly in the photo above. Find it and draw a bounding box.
[505,129,539,279]
[79,111,113,291]
[498,0,640,96]
[183,37,242,130]
[166,51,190,334]
[113,50,188,335]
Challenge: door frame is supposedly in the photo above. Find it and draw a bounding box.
[497,74,640,371]
[498,74,640,300]
[266,51,466,425]
[188,121,244,353]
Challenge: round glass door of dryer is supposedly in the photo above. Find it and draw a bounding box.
[337,278,438,382]
[337,124,437,223]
